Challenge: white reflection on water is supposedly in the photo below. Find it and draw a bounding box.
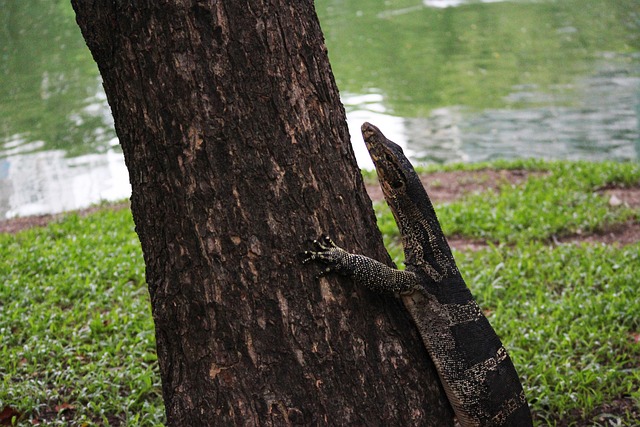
[379,0,511,18]
[422,0,509,7]
[1,65,638,219]
[343,92,415,169]
[0,144,130,219]
[343,56,640,165]
[403,64,640,164]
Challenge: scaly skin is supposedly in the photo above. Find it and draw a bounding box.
[303,123,533,426]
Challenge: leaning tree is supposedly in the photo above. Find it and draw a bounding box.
[72,1,453,425]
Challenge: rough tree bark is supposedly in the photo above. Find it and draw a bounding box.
[72,1,453,425]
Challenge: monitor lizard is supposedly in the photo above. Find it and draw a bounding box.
[303,122,533,426]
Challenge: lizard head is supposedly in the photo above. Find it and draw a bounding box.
[361,122,456,273]
[361,122,416,199]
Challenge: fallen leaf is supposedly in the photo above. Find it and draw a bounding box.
[609,194,622,207]
[0,407,21,426]
[55,403,75,413]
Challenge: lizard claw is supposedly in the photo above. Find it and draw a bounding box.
[315,265,334,279]
[302,234,337,262]
[301,235,328,263]
[302,236,329,262]
[302,234,343,278]
[300,250,316,264]
[314,234,337,250]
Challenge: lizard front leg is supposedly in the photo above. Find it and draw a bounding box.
[302,235,420,294]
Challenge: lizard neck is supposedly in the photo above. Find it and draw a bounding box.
[385,172,459,283]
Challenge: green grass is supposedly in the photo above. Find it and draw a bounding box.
[457,243,640,425]
[0,210,163,425]
[1,159,639,425]
[440,161,639,242]
[374,159,640,245]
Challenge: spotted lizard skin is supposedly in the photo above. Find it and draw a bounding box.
[303,123,533,426]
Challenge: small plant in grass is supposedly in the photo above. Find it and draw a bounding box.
[456,242,640,425]
[0,210,164,426]
[440,161,639,243]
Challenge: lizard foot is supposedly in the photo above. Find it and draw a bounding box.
[302,235,344,278]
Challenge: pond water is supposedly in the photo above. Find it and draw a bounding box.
[1,0,639,218]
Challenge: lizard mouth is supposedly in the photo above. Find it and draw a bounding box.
[361,122,380,144]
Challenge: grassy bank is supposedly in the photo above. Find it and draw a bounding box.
[1,160,639,426]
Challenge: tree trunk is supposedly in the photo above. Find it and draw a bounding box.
[71,1,453,425]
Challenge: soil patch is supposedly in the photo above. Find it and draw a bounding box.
[446,236,489,252]
[2,170,639,248]
[0,202,129,234]
[599,186,640,209]
[556,220,640,247]
[366,169,640,248]
[365,169,537,204]
[551,395,640,427]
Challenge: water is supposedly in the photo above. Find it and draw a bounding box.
[1,0,639,218]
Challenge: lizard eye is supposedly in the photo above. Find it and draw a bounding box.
[391,178,405,189]
[377,151,406,190]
